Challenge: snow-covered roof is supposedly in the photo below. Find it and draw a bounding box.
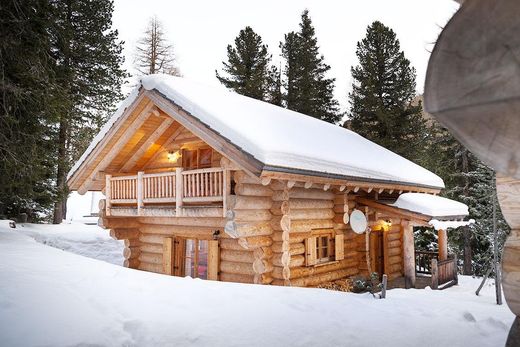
[390,193,469,218]
[429,219,475,231]
[68,75,445,189]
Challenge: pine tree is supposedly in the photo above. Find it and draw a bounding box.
[281,10,341,123]
[348,21,426,163]
[0,0,58,221]
[216,26,274,101]
[50,0,127,223]
[135,16,180,76]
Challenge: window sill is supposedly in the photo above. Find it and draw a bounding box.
[312,260,339,268]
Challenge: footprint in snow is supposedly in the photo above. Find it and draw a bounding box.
[463,311,476,323]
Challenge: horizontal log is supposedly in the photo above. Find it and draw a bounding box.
[254,273,273,285]
[235,183,273,197]
[176,207,224,218]
[233,170,261,185]
[124,238,141,247]
[272,258,358,280]
[253,246,273,260]
[139,233,165,245]
[220,260,255,275]
[99,218,141,229]
[272,231,310,243]
[273,268,358,287]
[388,272,401,281]
[388,263,402,274]
[138,217,225,227]
[288,209,335,220]
[388,240,402,248]
[220,249,255,263]
[288,219,334,233]
[273,254,305,268]
[252,258,273,274]
[238,236,272,249]
[139,252,163,265]
[224,221,273,238]
[138,243,163,254]
[228,195,273,210]
[123,258,139,268]
[123,246,140,259]
[388,255,401,265]
[387,233,401,241]
[272,188,335,201]
[387,247,401,257]
[226,209,272,222]
[139,226,217,240]
[110,228,139,240]
[272,242,305,255]
[219,272,255,284]
[272,199,334,212]
[219,238,244,250]
[137,261,163,274]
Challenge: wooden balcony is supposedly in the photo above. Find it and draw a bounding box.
[105,167,228,217]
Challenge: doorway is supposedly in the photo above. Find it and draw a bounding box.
[370,230,385,277]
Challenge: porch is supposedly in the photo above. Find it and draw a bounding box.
[105,167,229,218]
[389,250,458,290]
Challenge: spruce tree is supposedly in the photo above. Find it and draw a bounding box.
[50,0,127,223]
[216,26,273,101]
[348,21,426,163]
[0,0,58,221]
[281,10,341,123]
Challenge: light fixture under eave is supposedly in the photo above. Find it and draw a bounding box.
[167,150,181,162]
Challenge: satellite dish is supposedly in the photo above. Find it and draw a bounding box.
[350,209,367,234]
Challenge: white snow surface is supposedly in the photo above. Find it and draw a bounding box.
[0,220,513,347]
[391,192,469,217]
[430,219,476,231]
[68,75,445,189]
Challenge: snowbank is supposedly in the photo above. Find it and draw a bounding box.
[0,222,513,347]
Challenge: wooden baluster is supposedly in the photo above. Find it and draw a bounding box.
[137,172,143,215]
[105,175,112,216]
[175,168,183,216]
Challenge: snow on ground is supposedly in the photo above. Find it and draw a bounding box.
[0,221,514,347]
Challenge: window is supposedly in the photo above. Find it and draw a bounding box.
[305,229,345,266]
[182,147,213,169]
[184,239,209,279]
[169,237,219,280]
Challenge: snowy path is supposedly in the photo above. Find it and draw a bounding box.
[0,221,514,347]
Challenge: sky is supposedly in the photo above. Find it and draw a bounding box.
[112,0,459,112]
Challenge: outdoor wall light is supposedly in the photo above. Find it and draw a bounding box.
[167,150,181,162]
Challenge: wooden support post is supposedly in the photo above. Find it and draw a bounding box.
[163,237,173,275]
[223,169,230,217]
[175,168,183,216]
[207,240,219,281]
[438,229,448,261]
[402,222,416,289]
[105,174,112,216]
[137,171,144,216]
[431,258,439,290]
[381,274,388,299]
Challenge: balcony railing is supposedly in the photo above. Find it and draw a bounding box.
[105,167,227,216]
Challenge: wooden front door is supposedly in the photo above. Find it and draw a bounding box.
[168,237,219,280]
[370,231,385,277]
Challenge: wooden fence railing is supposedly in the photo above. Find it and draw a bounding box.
[105,167,226,216]
[431,256,458,289]
[415,250,438,274]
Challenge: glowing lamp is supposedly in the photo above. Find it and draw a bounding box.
[167,150,181,162]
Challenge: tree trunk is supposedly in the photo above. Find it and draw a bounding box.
[462,225,473,275]
[52,116,69,224]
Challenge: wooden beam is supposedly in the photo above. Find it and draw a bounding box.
[68,92,147,190]
[304,182,313,189]
[77,101,155,194]
[355,197,431,223]
[438,229,448,261]
[145,90,263,176]
[141,123,183,170]
[287,180,296,189]
[402,222,416,289]
[120,117,174,173]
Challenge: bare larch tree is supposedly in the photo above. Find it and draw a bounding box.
[134,16,180,76]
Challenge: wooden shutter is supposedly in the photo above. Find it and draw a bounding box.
[305,237,317,266]
[173,237,186,276]
[163,237,173,275]
[207,240,220,280]
[335,233,345,261]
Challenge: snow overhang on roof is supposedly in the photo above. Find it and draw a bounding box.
[390,193,473,230]
[67,75,446,191]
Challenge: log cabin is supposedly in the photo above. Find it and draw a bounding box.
[67,74,469,289]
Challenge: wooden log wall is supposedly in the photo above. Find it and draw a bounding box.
[223,171,274,285]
